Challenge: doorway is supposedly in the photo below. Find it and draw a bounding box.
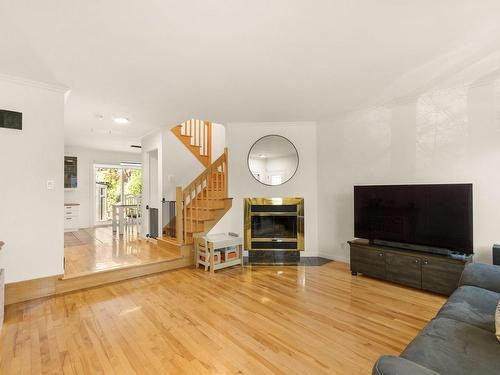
[94,164,143,225]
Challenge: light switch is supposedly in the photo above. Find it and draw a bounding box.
[46,180,55,190]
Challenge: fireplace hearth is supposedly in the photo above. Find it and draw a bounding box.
[244,198,304,264]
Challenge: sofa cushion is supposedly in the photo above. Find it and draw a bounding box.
[496,301,500,342]
[401,317,500,375]
[372,356,439,375]
[437,285,500,332]
[459,263,500,294]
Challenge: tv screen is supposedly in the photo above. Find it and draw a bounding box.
[354,184,473,254]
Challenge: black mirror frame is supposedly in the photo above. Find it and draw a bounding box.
[247,134,299,186]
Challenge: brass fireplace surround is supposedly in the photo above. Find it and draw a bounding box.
[244,197,304,251]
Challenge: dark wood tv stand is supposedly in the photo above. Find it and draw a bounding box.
[348,239,472,295]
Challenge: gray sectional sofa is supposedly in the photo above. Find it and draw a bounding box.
[373,263,500,375]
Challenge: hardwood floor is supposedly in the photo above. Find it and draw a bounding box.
[64,228,180,278]
[0,262,446,374]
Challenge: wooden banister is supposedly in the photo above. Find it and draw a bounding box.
[171,119,212,167]
[175,187,183,242]
[181,148,228,244]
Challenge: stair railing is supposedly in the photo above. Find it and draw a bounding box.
[177,119,212,166]
[176,148,228,244]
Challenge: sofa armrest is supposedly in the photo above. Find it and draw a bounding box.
[459,263,500,293]
[372,356,440,375]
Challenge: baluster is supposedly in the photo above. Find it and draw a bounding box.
[193,119,196,146]
[183,193,187,243]
[224,148,228,196]
[207,166,211,201]
[194,119,198,147]
[197,119,200,147]
[216,164,219,197]
[199,120,204,155]
[201,121,204,156]
[190,119,193,143]
[207,121,212,163]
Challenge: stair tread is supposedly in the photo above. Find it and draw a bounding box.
[187,207,221,211]
[158,237,181,245]
[195,197,232,200]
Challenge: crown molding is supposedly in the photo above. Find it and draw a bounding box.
[0,73,68,94]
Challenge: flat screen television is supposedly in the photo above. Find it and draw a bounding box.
[354,184,473,254]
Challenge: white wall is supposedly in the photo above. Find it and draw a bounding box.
[211,122,226,160]
[0,76,65,283]
[211,122,319,256]
[64,146,141,228]
[162,126,204,202]
[141,130,163,237]
[318,68,500,263]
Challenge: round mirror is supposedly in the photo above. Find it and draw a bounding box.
[247,135,299,186]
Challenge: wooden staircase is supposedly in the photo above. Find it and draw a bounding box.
[158,120,231,258]
[171,119,212,168]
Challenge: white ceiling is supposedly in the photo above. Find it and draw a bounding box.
[1,1,500,152]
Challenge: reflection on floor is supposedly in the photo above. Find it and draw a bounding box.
[1,262,446,374]
[64,227,181,278]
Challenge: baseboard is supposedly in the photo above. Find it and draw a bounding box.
[317,251,350,264]
[5,256,192,305]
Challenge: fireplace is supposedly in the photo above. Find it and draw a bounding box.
[244,198,304,264]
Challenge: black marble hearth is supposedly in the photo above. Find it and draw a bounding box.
[245,254,332,266]
[248,250,300,265]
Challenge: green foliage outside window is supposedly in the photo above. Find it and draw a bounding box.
[125,169,142,196]
[95,168,142,220]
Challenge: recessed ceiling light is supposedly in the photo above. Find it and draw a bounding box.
[113,117,129,124]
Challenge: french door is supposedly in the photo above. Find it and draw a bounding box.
[94,164,142,225]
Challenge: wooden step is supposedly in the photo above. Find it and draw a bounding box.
[157,236,182,253]
[157,236,194,258]
[184,221,205,233]
[190,199,225,209]
[197,190,225,199]
[185,208,215,220]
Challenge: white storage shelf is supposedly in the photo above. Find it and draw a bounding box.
[195,234,243,274]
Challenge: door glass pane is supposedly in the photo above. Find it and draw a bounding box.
[123,168,142,203]
[95,167,122,221]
